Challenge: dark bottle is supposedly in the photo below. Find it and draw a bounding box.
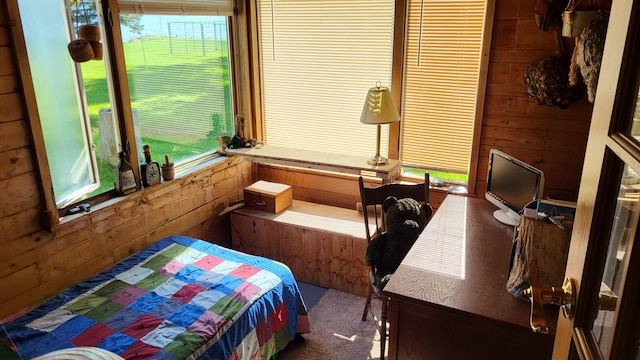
[141,144,162,187]
[115,151,137,195]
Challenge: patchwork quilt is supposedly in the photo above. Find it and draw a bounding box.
[2,236,310,360]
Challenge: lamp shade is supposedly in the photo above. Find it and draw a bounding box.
[360,85,400,125]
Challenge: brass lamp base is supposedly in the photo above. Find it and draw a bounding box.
[367,154,388,166]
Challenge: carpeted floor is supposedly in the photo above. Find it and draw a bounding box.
[278,283,385,360]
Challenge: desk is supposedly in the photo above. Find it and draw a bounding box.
[383,195,554,360]
[225,145,401,183]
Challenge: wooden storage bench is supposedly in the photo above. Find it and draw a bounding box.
[231,200,372,297]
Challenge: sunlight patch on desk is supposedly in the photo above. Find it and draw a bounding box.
[402,196,467,279]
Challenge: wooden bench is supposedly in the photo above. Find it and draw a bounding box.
[230,200,372,297]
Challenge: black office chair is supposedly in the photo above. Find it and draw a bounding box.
[358,173,431,360]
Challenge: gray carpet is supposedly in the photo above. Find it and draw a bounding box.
[278,283,385,360]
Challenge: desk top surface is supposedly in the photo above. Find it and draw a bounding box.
[384,194,533,329]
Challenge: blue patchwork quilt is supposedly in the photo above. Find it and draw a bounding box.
[2,236,310,359]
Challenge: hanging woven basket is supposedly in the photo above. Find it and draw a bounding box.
[67,1,102,62]
[524,28,583,109]
[78,24,101,42]
[68,39,94,63]
[524,53,583,109]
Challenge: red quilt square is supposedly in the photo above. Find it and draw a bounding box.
[256,302,288,346]
[110,285,147,306]
[193,255,224,271]
[121,314,164,339]
[120,340,162,359]
[229,264,262,279]
[71,323,116,346]
[172,283,206,303]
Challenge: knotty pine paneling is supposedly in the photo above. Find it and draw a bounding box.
[479,0,594,200]
[0,93,24,121]
[257,164,363,209]
[0,148,34,180]
[0,156,253,319]
[0,75,18,94]
[0,48,15,76]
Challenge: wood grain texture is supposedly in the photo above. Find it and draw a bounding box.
[506,216,571,297]
[386,195,525,323]
[0,157,253,319]
[230,201,371,297]
[0,75,18,95]
[226,145,401,181]
[0,47,16,76]
[385,195,555,359]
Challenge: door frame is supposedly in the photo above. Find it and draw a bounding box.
[553,0,640,358]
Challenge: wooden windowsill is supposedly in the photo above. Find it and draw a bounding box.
[225,144,401,182]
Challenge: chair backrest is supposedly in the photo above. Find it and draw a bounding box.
[358,173,430,242]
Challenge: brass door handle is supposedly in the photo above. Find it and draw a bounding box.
[524,277,576,334]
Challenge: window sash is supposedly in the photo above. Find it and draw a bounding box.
[401,0,487,175]
[257,0,396,159]
[115,12,233,169]
[18,0,99,207]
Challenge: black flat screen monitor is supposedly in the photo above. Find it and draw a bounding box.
[485,149,545,226]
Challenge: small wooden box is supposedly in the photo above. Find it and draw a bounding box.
[244,180,293,213]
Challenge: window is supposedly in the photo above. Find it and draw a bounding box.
[401,0,489,182]
[257,0,395,159]
[117,0,234,169]
[254,0,492,184]
[14,0,235,221]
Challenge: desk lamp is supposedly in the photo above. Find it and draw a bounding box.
[360,82,400,165]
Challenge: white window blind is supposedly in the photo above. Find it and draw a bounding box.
[258,0,395,158]
[401,0,486,175]
[118,0,235,15]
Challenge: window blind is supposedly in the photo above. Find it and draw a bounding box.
[118,0,235,15]
[401,0,486,175]
[258,0,395,158]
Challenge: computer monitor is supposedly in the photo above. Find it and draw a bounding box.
[485,149,545,226]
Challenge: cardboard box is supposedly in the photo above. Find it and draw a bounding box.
[244,180,293,213]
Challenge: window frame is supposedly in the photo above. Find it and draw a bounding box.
[102,0,249,206]
[9,0,492,228]
[7,0,245,228]
[6,0,59,228]
[245,0,495,196]
[393,0,495,197]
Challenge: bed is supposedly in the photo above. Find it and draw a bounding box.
[1,235,310,359]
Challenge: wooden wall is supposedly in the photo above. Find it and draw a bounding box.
[0,0,595,320]
[477,0,594,202]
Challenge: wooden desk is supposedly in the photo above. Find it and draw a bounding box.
[225,145,402,183]
[383,195,554,360]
